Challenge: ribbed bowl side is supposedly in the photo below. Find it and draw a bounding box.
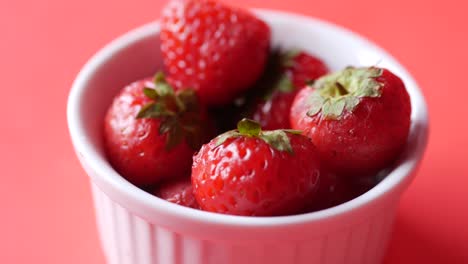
[91,183,397,264]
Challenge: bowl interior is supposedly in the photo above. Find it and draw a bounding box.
[68,10,428,233]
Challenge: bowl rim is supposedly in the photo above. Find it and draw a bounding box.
[67,9,429,228]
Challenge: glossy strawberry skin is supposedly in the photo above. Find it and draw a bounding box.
[192,134,322,216]
[104,78,208,187]
[304,171,380,212]
[305,171,350,211]
[153,178,199,209]
[161,0,270,106]
[252,91,298,130]
[290,69,411,177]
[288,52,330,89]
[252,52,328,130]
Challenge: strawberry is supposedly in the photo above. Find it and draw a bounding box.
[290,67,411,177]
[347,176,381,197]
[104,72,212,186]
[153,178,199,209]
[191,118,322,216]
[207,96,248,132]
[305,171,358,212]
[250,50,328,130]
[306,171,347,211]
[304,171,380,212]
[160,0,271,106]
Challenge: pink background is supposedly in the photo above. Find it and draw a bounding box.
[1,0,467,263]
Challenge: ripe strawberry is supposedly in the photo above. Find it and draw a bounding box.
[250,50,328,130]
[207,96,248,132]
[304,171,380,212]
[347,176,381,197]
[153,178,199,209]
[290,67,411,177]
[192,119,322,216]
[160,0,271,106]
[305,171,349,211]
[104,72,212,186]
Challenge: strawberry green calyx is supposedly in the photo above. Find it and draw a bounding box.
[306,67,383,119]
[275,74,294,93]
[281,49,301,68]
[273,50,302,94]
[259,49,299,100]
[215,118,302,153]
[137,72,204,151]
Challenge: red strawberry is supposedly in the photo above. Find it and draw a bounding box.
[160,0,270,106]
[153,178,199,209]
[251,50,328,130]
[347,176,380,197]
[304,171,381,212]
[290,67,411,177]
[192,119,322,216]
[305,171,354,212]
[104,72,212,186]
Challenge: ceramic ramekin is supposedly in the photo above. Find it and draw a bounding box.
[67,9,428,264]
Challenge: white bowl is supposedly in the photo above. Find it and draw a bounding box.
[67,9,428,264]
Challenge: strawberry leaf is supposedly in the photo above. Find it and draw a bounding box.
[305,79,315,87]
[307,67,384,119]
[136,102,155,119]
[281,49,301,67]
[186,127,204,150]
[159,117,176,135]
[152,71,174,96]
[335,82,348,96]
[136,72,207,151]
[153,71,165,83]
[215,130,240,147]
[136,102,165,118]
[282,129,303,135]
[143,87,159,100]
[179,112,202,131]
[260,130,293,154]
[165,123,184,151]
[155,83,173,97]
[250,49,300,102]
[344,96,360,111]
[177,89,199,111]
[237,118,261,137]
[322,98,346,119]
[213,119,299,154]
[276,74,294,93]
[306,92,324,117]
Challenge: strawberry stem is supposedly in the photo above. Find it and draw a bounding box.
[237,118,261,137]
[307,67,383,119]
[215,118,302,154]
[136,72,205,151]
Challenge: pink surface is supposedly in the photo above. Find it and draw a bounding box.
[1,0,467,263]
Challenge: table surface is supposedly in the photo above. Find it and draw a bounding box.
[1,0,467,263]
